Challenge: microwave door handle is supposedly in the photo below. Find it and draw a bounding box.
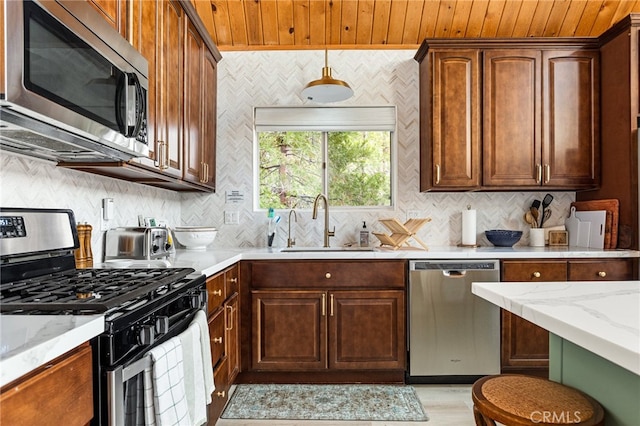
[129,73,145,138]
[115,73,128,136]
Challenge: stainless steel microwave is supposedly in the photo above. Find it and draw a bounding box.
[1,0,149,162]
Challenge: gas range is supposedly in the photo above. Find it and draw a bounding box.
[0,207,207,425]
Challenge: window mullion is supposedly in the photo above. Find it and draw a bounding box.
[322,132,329,195]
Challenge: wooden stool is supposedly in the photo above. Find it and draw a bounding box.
[472,374,604,426]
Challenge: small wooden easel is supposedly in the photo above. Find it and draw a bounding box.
[372,218,431,250]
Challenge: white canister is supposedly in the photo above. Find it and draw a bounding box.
[530,228,546,247]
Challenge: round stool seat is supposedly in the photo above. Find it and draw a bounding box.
[472,374,604,426]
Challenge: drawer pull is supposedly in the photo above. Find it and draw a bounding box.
[598,271,607,278]
[216,391,226,398]
[325,272,331,279]
[330,294,334,317]
[212,289,222,296]
[532,271,541,278]
[213,337,222,344]
[321,294,326,316]
[228,277,238,283]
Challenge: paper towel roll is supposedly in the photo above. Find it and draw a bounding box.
[462,209,476,246]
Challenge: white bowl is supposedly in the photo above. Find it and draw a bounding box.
[173,226,217,250]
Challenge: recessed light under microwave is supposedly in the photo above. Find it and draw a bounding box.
[1,0,149,162]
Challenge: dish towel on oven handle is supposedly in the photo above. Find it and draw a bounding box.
[143,336,190,426]
[180,320,206,425]
[192,309,215,403]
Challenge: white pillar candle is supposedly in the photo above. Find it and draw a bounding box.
[462,209,476,246]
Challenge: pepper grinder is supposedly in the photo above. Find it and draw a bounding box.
[75,223,93,268]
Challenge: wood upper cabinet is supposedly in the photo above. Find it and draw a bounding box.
[416,39,599,191]
[483,49,599,189]
[86,0,126,36]
[501,258,634,377]
[247,260,406,375]
[419,50,481,190]
[0,343,93,426]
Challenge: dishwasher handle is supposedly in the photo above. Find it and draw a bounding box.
[443,270,466,278]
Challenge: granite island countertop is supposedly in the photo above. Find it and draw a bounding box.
[471,280,640,375]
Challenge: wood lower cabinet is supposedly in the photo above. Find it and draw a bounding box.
[416,38,599,192]
[501,258,634,376]
[242,260,406,383]
[206,263,240,424]
[0,343,93,426]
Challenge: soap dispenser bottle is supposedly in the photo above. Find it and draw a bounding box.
[359,221,370,247]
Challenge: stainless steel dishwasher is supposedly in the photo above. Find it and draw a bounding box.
[408,260,501,383]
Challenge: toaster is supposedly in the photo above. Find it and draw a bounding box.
[104,227,175,260]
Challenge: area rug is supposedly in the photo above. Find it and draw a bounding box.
[220,384,429,421]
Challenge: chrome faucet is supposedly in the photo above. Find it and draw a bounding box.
[287,208,297,248]
[312,194,335,247]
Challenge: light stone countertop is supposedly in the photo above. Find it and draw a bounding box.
[472,280,640,375]
[2,245,638,388]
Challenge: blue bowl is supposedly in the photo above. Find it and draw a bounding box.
[485,230,523,247]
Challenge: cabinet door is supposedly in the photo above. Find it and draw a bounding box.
[330,290,405,370]
[87,0,125,36]
[225,293,240,383]
[251,290,327,370]
[423,50,481,190]
[500,260,567,375]
[483,50,542,187]
[183,19,205,184]
[201,47,218,188]
[543,50,599,189]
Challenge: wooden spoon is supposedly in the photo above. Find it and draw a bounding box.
[524,211,537,228]
[530,207,540,226]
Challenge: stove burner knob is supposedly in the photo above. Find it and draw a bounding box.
[190,292,203,309]
[155,316,169,335]
[138,324,155,346]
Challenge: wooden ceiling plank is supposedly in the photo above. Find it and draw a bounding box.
[574,1,605,36]
[495,0,522,37]
[386,0,408,44]
[543,0,571,37]
[589,0,621,35]
[244,0,264,45]
[557,0,588,37]
[449,0,474,38]
[226,0,248,46]
[418,0,442,40]
[433,0,456,37]
[465,0,489,37]
[209,1,233,46]
[259,0,279,45]
[329,0,343,45]
[192,1,216,43]
[340,0,358,45]
[479,0,506,37]
[308,0,326,45]
[292,0,311,45]
[510,0,538,37]
[371,0,392,45]
[611,0,638,26]
[356,0,375,44]
[402,1,425,43]
[276,0,295,46]
[525,0,554,36]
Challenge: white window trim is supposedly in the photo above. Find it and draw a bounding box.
[253,106,398,212]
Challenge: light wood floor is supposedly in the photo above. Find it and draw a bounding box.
[216,384,475,425]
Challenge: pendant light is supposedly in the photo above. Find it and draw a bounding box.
[301,4,353,103]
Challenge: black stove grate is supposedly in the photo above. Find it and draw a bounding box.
[0,268,198,314]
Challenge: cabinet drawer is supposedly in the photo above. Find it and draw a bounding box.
[225,264,239,296]
[207,272,225,314]
[502,260,567,282]
[209,309,225,368]
[568,259,634,281]
[250,260,406,288]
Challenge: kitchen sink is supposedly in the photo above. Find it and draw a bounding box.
[280,246,375,252]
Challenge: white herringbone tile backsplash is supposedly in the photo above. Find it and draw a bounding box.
[1,49,574,260]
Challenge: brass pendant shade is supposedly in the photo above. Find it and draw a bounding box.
[302,49,353,103]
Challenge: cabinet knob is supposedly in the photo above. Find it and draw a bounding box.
[229,277,238,283]
[532,271,541,278]
[598,271,607,278]
[213,337,223,344]
[325,272,331,279]
[212,289,222,296]
[216,391,226,398]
